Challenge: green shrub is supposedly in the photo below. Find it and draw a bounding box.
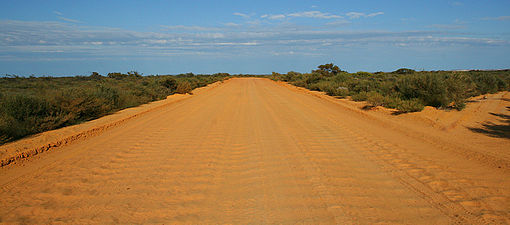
[0,95,51,123]
[355,71,373,77]
[393,68,416,74]
[291,80,307,88]
[335,87,349,98]
[472,73,503,94]
[445,73,474,110]
[366,91,385,107]
[382,96,403,109]
[351,91,369,101]
[333,73,349,83]
[304,73,322,85]
[160,77,177,90]
[396,99,425,113]
[397,73,449,108]
[176,81,193,94]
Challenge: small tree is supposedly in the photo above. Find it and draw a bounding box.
[127,71,142,78]
[89,72,103,79]
[314,63,343,76]
[107,72,127,79]
[394,68,415,74]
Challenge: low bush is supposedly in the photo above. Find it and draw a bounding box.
[175,81,193,94]
[351,91,369,101]
[396,99,425,113]
[366,92,384,107]
[160,77,177,91]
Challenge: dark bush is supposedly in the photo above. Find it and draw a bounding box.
[175,81,193,94]
[396,99,425,113]
[397,73,449,108]
[393,68,416,74]
[161,77,177,90]
[366,92,385,107]
[89,72,103,79]
[472,73,503,94]
[107,72,128,79]
[351,91,369,101]
[313,63,343,76]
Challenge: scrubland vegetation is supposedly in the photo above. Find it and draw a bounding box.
[271,64,510,113]
[2,65,509,145]
[0,72,229,144]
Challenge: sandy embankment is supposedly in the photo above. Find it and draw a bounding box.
[276,81,510,168]
[0,80,227,166]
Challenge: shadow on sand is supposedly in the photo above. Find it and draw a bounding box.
[468,107,510,139]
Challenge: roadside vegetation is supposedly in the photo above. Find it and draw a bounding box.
[270,64,510,113]
[0,72,229,145]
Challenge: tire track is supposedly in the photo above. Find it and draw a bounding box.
[267,80,508,224]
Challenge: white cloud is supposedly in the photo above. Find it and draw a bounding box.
[346,12,364,19]
[367,12,384,17]
[225,22,240,27]
[160,25,220,31]
[261,11,341,20]
[482,16,510,21]
[288,11,342,19]
[327,20,351,26]
[233,12,250,18]
[430,24,466,30]
[261,14,286,20]
[1,19,507,61]
[430,19,466,30]
[346,12,384,19]
[57,16,81,23]
[52,11,81,23]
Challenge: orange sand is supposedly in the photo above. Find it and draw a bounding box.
[0,78,508,224]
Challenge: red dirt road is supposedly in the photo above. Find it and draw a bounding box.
[1,78,509,224]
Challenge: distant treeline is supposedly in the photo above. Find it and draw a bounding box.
[0,72,230,145]
[270,64,510,113]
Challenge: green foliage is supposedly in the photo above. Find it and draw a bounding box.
[397,73,449,108]
[351,91,369,101]
[355,71,373,77]
[89,72,103,79]
[366,91,385,107]
[127,71,142,78]
[160,77,177,90]
[175,81,193,94]
[107,72,127,79]
[471,72,506,94]
[396,99,425,113]
[313,63,343,76]
[393,68,416,74]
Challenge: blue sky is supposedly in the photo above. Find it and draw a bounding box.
[1,0,509,76]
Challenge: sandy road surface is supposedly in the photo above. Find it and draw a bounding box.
[1,78,509,224]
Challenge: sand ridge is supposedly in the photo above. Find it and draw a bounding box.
[0,78,508,224]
